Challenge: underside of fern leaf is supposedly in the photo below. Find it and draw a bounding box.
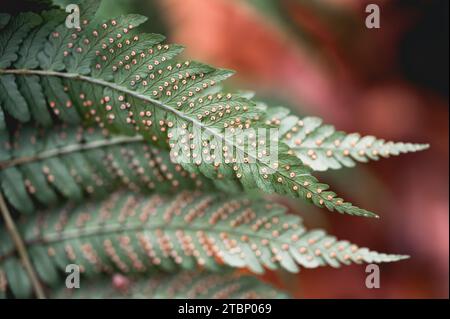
[0,0,429,300]
[0,0,427,218]
[0,124,240,214]
[261,105,429,171]
[0,191,407,298]
[53,271,289,299]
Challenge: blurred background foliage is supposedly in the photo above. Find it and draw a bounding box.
[3,0,448,298]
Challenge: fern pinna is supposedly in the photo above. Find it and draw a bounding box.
[0,191,406,298]
[0,124,236,214]
[0,0,427,299]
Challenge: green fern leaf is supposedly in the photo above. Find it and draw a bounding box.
[0,166,35,214]
[0,75,31,122]
[0,2,427,218]
[0,124,219,214]
[0,12,44,122]
[263,106,429,171]
[0,191,407,298]
[0,0,428,301]
[53,271,289,299]
[66,14,149,75]
[15,76,53,127]
[2,259,32,299]
[0,12,42,68]
[13,10,66,126]
[0,6,371,218]
[38,0,101,71]
[15,11,65,70]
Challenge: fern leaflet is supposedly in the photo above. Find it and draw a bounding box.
[262,105,429,171]
[0,191,407,298]
[0,2,398,218]
[0,124,224,214]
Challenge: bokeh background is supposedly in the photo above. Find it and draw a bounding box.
[10,0,449,298]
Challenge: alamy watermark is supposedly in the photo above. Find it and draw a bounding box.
[365,4,381,29]
[365,264,380,289]
[65,4,80,29]
[65,264,80,289]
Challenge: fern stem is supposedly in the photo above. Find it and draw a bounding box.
[0,193,46,298]
[0,135,143,169]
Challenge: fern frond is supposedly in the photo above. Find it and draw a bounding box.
[0,191,407,298]
[262,106,429,171]
[0,2,383,218]
[0,12,42,122]
[14,10,67,127]
[0,124,221,214]
[53,271,289,299]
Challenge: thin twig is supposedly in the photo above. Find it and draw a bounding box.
[0,193,46,299]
